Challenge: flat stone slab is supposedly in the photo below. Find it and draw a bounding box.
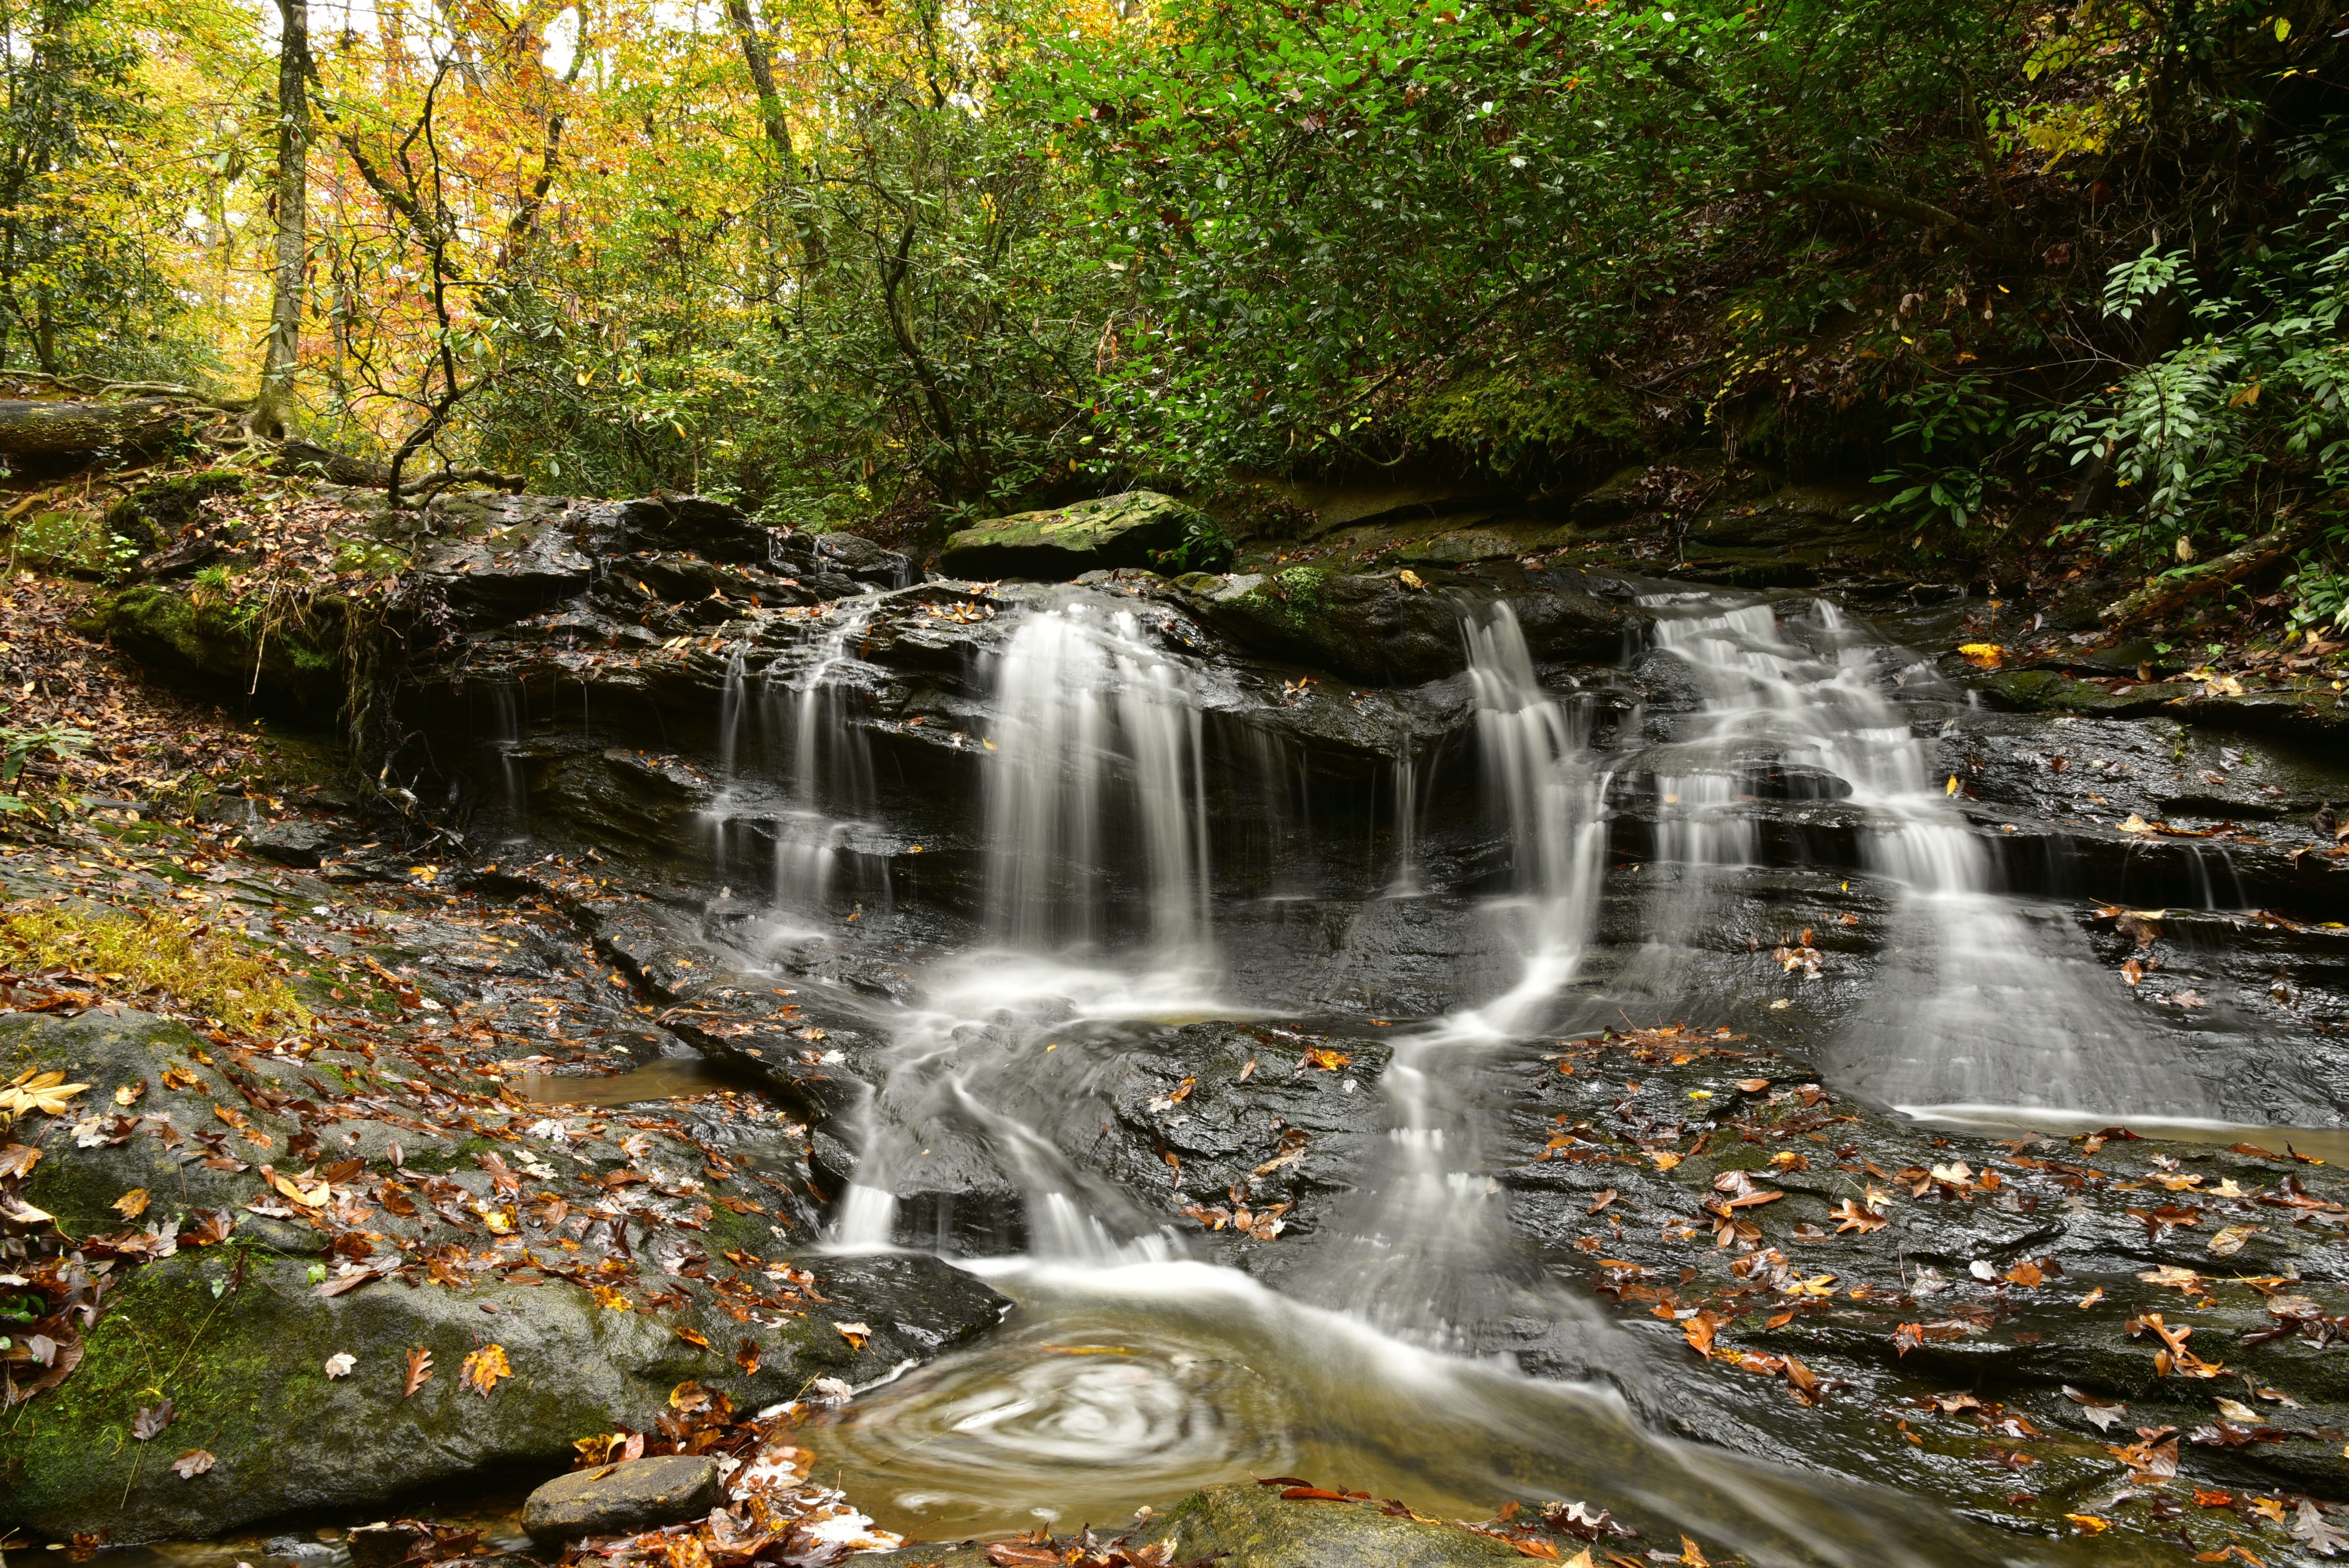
[523,1453,723,1543]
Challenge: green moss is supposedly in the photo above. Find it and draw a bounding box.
[1406,365,1645,468]
[103,470,247,553]
[0,1249,289,1527]
[9,509,140,578]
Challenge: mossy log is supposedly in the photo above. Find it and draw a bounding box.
[0,398,192,457]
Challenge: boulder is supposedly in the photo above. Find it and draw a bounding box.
[1127,1483,1526,1566]
[940,492,1216,580]
[82,583,344,709]
[245,820,337,867]
[106,470,248,554]
[522,1454,723,1544]
[0,1245,1005,1543]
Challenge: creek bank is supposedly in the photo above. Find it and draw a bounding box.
[0,826,1005,1546]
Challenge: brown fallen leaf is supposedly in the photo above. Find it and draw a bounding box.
[403,1346,433,1398]
[1281,1487,1349,1501]
[834,1320,872,1351]
[131,1400,174,1440]
[1830,1198,1889,1233]
[674,1326,710,1349]
[735,1339,760,1376]
[2076,1286,2105,1308]
[1586,1189,1618,1215]
[111,1187,150,1220]
[460,1344,510,1398]
[2005,1259,2044,1288]
[170,1449,214,1479]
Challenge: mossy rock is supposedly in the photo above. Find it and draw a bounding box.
[81,582,343,709]
[0,1240,1004,1543]
[105,470,248,554]
[3,1010,322,1251]
[8,508,135,577]
[940,491,1221,580]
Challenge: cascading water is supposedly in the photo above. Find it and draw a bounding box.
[698,605,881,923]
[982,604,1211,959]
[1308,603,1608,1343]
[478,679,529,834]
[1633,591,2205,1117]
[832,600,1221,1256]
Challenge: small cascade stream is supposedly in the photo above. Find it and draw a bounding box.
[563,579,2325,1563]
[1630,592,2208,1119]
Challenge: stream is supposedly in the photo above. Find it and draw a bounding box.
[602,577,2339,1563]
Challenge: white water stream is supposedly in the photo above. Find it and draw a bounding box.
[684,586,2232,1562]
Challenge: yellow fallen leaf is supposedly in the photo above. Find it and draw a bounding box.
[460,1343,511,1397]
[1956,643,2005,669]
[112,1188,150,1220]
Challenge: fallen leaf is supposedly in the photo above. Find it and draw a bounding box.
[324,1353,355,1378]
[131,1400,174,1440]
[2293,1501,2347,1557]
[674,1326,710,1349]
[1831,1199,1888,1233]
[1679,1536,1710,1568]
[2210,1225,2266,1256]
[2066,1515,2110,1535]
[403,1346,433,1398]
[460,1344,511,1397]
[170,1449,214,1479]
[2063,1386,2126,1432]
[111,1188,150,1220]
[834,1320,872,1351]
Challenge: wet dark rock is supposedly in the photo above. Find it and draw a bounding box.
[521,1454,723,1544]
[1133,1482,1525,1566]
[1172,569,1625,686]
[246,820,337,867]
[940,491,1213,580]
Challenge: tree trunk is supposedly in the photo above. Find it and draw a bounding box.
[252,0,311,440]
[0,398,189,458]
[2098,513,2323,629]
[722,0,826,276]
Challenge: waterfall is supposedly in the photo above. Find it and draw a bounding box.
[1460,604,1607,1025]
[831,599,1221,1255]
[1384,749,1422,896]
[1312,602,1607,1343]
[982,604,1210,960]
[488,680,527,833]
[1636,591,2201,1117]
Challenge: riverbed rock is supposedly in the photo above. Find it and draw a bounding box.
[522,1454,723,1544]
[1132,1483,1525,1566]
[1174,568,1625,684]
[857,1484,1527,1568]
[940,491,1214,580]
[0,1243,1005,1543]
